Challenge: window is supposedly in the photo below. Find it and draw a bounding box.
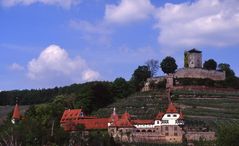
[147,130,152,132]
[174,126,177,130]
[167,114,171,117]
[157,121,159,124]
[174,133,178,136]
[165,133,169,136]
[173,115,177,117]
[162,120,169,124]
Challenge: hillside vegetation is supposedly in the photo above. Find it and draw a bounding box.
[93,89,239,122]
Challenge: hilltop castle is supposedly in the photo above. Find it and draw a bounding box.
[142,48,225,91]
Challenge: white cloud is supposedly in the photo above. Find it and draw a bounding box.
[9,63,24,71]
[105,0,155,24]
[154,0,239,54]
[1,0,80,9]
[82,70,100,81]
[27,44,100,82]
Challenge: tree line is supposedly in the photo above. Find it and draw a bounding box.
[0,56,238,106]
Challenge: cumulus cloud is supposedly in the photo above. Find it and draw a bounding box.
[105,0,155,24]
[27,44,100,83]
[9,63,24,71]
[154,0,239,54]
[1,0,80,9]
[82,70,100,81]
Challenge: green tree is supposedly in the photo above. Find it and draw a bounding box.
[112,77,131,99]
[218,63,235,78]
[130,65,151,91]
[184,51,189,68]
[203,59,217,70]
[160,56,178,74]
[145,59,159,77]
[217,123,239,146]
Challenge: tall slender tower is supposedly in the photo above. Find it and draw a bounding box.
[11,97,21,124]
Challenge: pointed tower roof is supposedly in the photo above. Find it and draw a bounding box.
[121,111,131,120]
[166,102,177,113]
[12,103,21,120]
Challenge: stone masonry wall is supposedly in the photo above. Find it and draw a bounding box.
[185,131,216,142]
[174,68,225,81]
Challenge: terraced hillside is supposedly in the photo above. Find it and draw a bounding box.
[172,90,239,121]
[93,91,168,119]
[93,89,239,122]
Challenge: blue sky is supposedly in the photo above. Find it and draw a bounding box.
[0,0,239,90]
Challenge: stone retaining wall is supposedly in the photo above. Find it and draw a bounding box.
[174,68,225,81]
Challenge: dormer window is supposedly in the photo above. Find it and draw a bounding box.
[80,112,84,117]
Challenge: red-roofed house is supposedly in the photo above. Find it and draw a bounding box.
[60,109,108,131]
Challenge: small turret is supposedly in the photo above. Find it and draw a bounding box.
[12,97,21,124]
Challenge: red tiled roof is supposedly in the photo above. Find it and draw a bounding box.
[76,118,109,130]
[166,102,177,113]
[12,104,20,120]
[109,112,134,128]
[131,120,154,125]
[60,109,84,123]
[110,112,119,124]
[114,119,134,127]
[121,111,131,120]
[60,109,109,131]
[155,112,164,120]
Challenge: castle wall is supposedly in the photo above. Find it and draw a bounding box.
[173,85,239,93]
[141,76,165,92]
[185,131,216,141]
[109,125,184,143]
[174,68,225,81]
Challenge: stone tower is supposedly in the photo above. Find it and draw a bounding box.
[184,48,202,68]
